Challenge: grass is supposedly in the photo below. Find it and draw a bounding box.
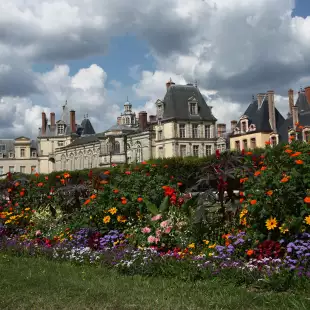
[0,254,310,310]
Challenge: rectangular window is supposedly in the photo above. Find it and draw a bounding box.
[218,144,226,152]
[189,103,198,115]
[9,166,14,173]
[192,124,199,138]
[179,124,186,138]
[58,141,64,147]
[250,138,256,149]
[57,125,64,134]
[20,148,25,157]
[180,145,187,157]
[241,121,247,133]
[0,144,5,152]
[305,131,310,142]
[158,130,163,140]
[20,166,26,173]
[243,139,248,150]
[235,141,240,151]
[205,125,211,138]
[158,147,164,158]
[9,153,14,158]
[193,145,199,157]
[205,145,212,156]
[271,136,277,147]
[32,152,36,157]
[0,166,3,175]
[31,166,36,174]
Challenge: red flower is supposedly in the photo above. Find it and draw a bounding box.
[88,170,93,180]
[125,171,131,175]
[216,149,220,159]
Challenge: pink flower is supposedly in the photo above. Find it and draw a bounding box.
[164,226,172,234]
[151,214,162,221]
[160,220,169,228]
[141,227,151,234]
[156,229,162,237]
[155,237,160,244]
[147,235,156,243]
[35,230,42,236]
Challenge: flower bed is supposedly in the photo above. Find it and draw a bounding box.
[0,142,310,291]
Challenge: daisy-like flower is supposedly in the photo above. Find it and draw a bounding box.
[266,217,278,230]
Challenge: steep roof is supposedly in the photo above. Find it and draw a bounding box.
[63,135,100,148]
[80,118,96,135]
[162,84,217,121]
[278,91,310,142]
[236,97,285,133]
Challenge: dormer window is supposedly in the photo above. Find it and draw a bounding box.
[32,152,36,157]
[189,102,198,115]
[241,121,247,133]
[304,130,310,142]
[57,124,64,135]
[249,124,256,132]
[9,152,14,158]
[157,104,163,119]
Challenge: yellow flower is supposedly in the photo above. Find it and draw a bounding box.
[304,215,310,225]
[208,252,214,256]
[239,209,248,219]
[117,215,127,223]
[108,207,117,215]
[203,240,209,245]
[188,243,195,249]
[103,215,111,224]
[279,225,289,234]
[24,208,30,211]
[208,243,216,249]
[266,217,278,230]
[240,217,247,226]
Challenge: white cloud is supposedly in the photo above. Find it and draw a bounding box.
[1,0,310,138]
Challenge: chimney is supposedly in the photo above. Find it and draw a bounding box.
[117,117,121,125]
[217,123,226,137]
[149,115,156,122]
[41,112,47,136]
[50,112,55,128]
[267,90,276,132]
[139,111,148,132]
[292,106,299,130]
[70,110,76,133]
[288,89,294,115]
[304,86,310,105]
[166,78,175,90]
[231,120,237,132]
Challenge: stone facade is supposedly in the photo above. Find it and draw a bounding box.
[0,81,228,175]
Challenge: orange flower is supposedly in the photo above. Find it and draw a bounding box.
[254,171,261,177]
[90,194,97,200]
[137,197,143,203]
[162,185,168,190]
[7,188,12,193]
[246,249,254,256]
[240,177,248,184]
[304,197,310,204]
[261,166,267,171]
[63,172,70,178]
[239,191,244,196]
[266,190,273,196]
[290,152,301,157]
[15,182,20,187]
[113,189,119,194]
[45,176,49,180]
[60,179,65,184]
[100,180,108,184]
[246,151,253,155]
[141,161,147,165]
[104,170,110,175]
[284,149,293,154]
[265,141,271,145]
[250,199,257,205]
[121,199,127,205]
[56,175,61,179]
[240,198,244,203]
[295,159,304,165]
[280,176,290,183]
[84,199,91,205]
[35,172,39,177]
[20,191,25,197]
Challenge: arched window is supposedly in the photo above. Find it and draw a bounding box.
[126,117,130,124]
[78,152,84,169]
[270,136,277,147]
[127,144,131,163]
[114,141,120,153]
[69,153,74,171]
[61,155,66,171]
[136,142,142,162]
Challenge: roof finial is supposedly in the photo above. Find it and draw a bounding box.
[127,95,129,102]
[194,80,198,88]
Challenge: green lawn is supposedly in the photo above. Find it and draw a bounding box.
[0,254,309,310]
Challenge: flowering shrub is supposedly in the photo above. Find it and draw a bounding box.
[240,141,310,239]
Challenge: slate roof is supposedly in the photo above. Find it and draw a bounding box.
[0,139,14,156]
[235,97,286,134]
[80,118,96,136]
[63,135,100,148]
[162,84,217,121]
[278,91,310,142]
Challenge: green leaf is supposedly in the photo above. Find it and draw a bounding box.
[159,196,169,212]
[144,199,159,215]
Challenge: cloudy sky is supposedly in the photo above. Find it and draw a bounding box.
[1,0,310,138]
